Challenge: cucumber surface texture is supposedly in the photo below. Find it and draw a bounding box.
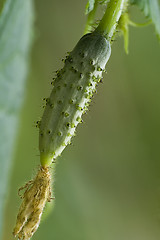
[39,32,111,167]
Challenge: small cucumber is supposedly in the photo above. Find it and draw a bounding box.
[39,32,111,167]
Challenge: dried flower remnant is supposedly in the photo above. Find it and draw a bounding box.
[13,167,53,240]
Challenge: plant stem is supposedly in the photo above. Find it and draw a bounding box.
[128,19,152,27]
[96,0,125,39]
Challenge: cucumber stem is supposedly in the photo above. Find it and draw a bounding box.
[96,0,125,40]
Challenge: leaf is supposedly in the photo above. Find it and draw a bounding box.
[0,0,34,238]
[130,0,160,39]
[85,0,95,14]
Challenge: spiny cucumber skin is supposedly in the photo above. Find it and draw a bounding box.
[39,32,111,167]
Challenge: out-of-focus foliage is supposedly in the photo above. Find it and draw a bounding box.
[0,0,34,238]
[130,0,160,38]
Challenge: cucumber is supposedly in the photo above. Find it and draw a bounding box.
[39,32,111,167]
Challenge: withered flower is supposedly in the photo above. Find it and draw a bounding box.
[13,167,53,240]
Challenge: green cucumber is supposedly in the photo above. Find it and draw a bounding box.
[39,32,111,167]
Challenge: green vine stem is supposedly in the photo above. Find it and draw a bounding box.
[96,0,126,40]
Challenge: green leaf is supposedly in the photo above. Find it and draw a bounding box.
[85,0,95,14]
[0,0,34,238]
[130,0,160,39]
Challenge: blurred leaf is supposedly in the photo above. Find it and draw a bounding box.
[130,0,160,39]
[85,0,95,14]
[0,0,34,238]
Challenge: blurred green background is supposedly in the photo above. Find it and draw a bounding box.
[2,0,160,239]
